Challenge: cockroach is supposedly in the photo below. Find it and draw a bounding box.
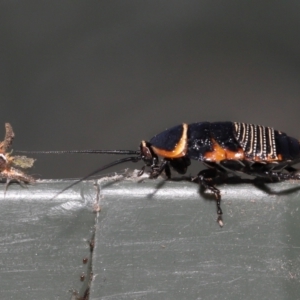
[0,123,35,189]
[17,122,300,226]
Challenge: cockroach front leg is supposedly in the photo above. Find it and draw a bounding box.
[149,160,170,179]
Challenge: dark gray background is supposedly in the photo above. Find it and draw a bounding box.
[1,1,300,179]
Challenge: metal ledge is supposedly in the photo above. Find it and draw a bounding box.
[0,180,96,300]
[0,172,300,299]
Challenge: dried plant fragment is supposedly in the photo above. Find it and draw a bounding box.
[0,123,35,188]
[12,155,35,169]
[0,123,14,152]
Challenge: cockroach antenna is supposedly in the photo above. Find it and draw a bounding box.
[16,121,300,227]
[16,149,144,198]
[16,149,140,155]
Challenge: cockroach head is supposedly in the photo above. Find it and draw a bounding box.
[140,141,158,166]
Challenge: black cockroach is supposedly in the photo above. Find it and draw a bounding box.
[17,122,300,226]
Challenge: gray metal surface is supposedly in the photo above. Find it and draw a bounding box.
[93,174,300,300]
[0,180,96,300]
[1,174,300,299]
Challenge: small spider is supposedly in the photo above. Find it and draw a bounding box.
[0,123,35,190]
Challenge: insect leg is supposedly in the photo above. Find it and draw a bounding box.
[164,163,171,179]
[138,160,171,178]
[137,166,145,176]
[195,168,224,227]
[150,160,169,179]
[267,171,300,181]
[284,166,298,173]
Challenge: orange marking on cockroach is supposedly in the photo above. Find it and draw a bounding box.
[0,123,36,190]
[151,123,188,159]
[252,154,283,163]
[204,139,245,162]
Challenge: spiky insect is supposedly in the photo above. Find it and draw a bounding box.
[17,122,300,226]
[0,123,35,190]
